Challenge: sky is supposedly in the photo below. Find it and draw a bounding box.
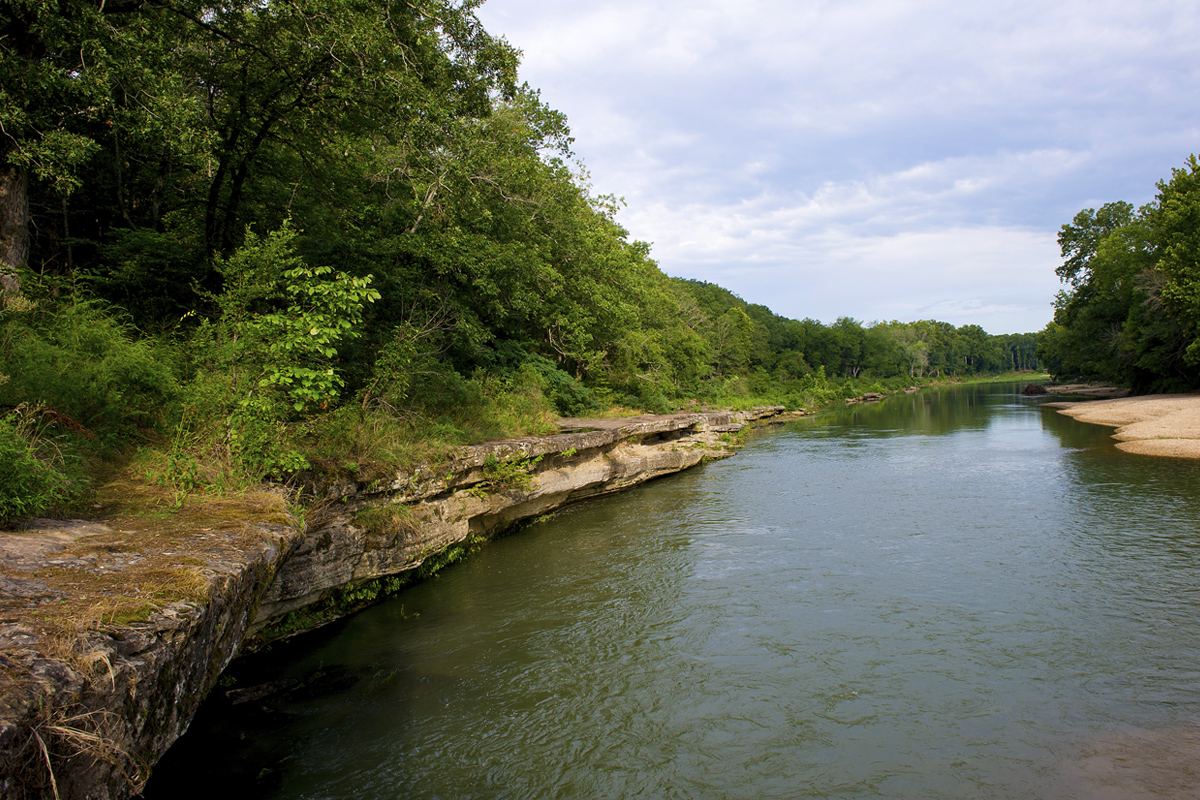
[474,0,1200,334]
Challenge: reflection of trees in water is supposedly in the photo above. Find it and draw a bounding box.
[796,383,1032,439]
[1043,407,1200,514]
[1036,401,1126,451]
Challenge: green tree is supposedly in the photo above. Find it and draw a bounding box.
[706,307,755,376]
[1156,156,1200,365]
[829,317,864,377]
[0,0,145,290]
[1039,157,1200,391]
[1041,201,1157,384]
[1056,201,1135,289]
[189,224,378,475]
[885,321,929,378]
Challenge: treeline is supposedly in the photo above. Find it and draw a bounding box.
[1039,155,1200,391]
[0,0,1036,518]
[673,279,1040,383]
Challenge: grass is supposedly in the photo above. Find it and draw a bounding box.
[4,704,145,800]
[4,475,298,673]
[572,405,647,419]
[930,370,1051,386]
[354,503,418,541]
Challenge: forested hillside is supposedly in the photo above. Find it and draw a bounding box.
[1039,156,1200,392]
[0,0,1037,520]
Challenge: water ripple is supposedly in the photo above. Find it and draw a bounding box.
[147,385,1200,800]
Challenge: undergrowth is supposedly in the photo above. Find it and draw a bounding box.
[0,407,82,523]
[468,453,543,497]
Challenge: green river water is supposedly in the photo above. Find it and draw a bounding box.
[145,384,1200,799]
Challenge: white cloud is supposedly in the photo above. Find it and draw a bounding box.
[696,226,1063,334]
[477,0,1200,332]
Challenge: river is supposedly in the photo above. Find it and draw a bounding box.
[145,383,1200,799]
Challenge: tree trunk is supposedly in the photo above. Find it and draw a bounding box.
[0,163,29,295]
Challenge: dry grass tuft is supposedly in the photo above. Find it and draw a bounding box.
[37,708,144,798]
[7,702,146,800]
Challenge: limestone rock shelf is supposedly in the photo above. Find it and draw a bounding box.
[0,407,784,799]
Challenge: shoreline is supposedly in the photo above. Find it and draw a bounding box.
[1047,393,1200,458]
[0,408,784,799]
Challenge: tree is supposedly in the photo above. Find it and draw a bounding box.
[1156,155,1200,365]
[1039,156,1200,391]
[0,0,146,291]
[3,0,521,300]
[159,0,519,256]
[957,324,1003,374]
[706,307,755,376]
[1056,201,1135,289]
[886,322,929,378]
[1041,201,1157,384]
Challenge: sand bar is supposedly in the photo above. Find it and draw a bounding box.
[1048,393,1200,458]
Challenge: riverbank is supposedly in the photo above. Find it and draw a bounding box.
[1048,393,1200,458]
[142,381,1200,800]
[0,407,784,799]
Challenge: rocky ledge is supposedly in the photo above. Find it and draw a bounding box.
[0,407,784,799]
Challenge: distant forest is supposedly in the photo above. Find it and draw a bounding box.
[0,0,1040,515]
[1039,155,1200,392]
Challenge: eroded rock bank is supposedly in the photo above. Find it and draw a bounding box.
[253,409,782,633]
[0,407,785,799]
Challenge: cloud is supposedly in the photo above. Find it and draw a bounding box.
[623,149,1086,252]
[633,208,1062,333]
[477,0,1200,333]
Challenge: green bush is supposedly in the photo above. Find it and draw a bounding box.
[520,354,600,417]
[0,298,178,444]
[175,224,379,480]
[0,413,76,524]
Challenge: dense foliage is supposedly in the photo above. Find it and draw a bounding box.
[1039,155,1200,392]
[0,0,1038,519]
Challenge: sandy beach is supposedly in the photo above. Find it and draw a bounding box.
[1047,393,1200,458]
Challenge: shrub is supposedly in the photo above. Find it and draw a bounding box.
[0,297,177,444]
[0,412,76,524]
[180,223,379,480]
[520,354,600,417]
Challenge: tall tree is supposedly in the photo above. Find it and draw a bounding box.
[1056,201,1135,289]
[2,0,520,294]
[1039,156,1200,390]
[0,0,144,290]
[1156,156,1200,365]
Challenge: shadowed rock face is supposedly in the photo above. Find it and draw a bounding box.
[0,408,783,799]
[0,517,300,800]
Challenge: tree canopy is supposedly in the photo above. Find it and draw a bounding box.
[1039,155,1200,392]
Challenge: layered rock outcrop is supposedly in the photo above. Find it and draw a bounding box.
[254,409,777,630]
[0,510,299,799]
[0,408,783,798]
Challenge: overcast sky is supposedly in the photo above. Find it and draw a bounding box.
[475,0,1200,334]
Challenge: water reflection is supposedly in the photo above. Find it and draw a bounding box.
[146,384,1200,800]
